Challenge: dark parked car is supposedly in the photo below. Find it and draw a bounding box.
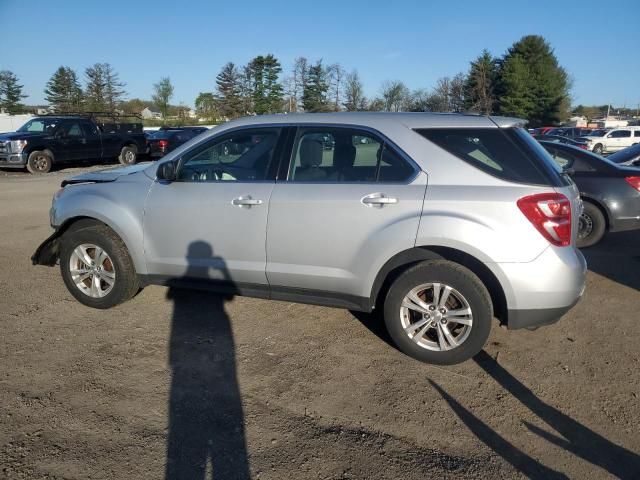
[546,127,592,138]
[533,134,588,149]
[148,127,208,158]
[540,141,640,247]
[607,143,640,168]
[0,114,147,173]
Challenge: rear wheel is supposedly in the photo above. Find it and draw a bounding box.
[119,145,137,165]
[592,143,604,155]
[577,201,606,248]
[60,225,139,309]
[383,260,492,365]
[26,150,53,174]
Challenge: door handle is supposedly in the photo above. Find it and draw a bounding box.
[231,196,263,207]
[361,193,398,207]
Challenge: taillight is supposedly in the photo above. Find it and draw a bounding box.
[625,176,640,192]
[517,193,572,247]
[158,140,169,149]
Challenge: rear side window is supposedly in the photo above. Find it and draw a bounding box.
[416,127,566,186]
[287,127,415,183]
[635,131,640,137]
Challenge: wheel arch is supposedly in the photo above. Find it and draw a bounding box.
[370,246,508,324]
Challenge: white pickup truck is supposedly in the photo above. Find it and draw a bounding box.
[581,127,640,154]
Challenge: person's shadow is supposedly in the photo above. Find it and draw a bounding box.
[165,241,250,480]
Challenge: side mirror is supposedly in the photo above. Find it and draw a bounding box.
[157,160,177,182]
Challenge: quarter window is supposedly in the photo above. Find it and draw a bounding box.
[177,129,280,182]
[287,127,414,183]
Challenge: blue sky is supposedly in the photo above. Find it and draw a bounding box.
[1,0,638,109]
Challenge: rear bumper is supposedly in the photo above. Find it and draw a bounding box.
[507,295,582,330]
[0,152,27,168]
[489,246,587,330]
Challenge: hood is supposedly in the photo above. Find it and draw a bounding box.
[0,131,49,141]
[61,162,152,186]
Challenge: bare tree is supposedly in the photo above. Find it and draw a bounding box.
[380,80,409,112]
[291,57,308,112]
[343,70,366,111]
[450,73,466,112]
[327,63,345,111]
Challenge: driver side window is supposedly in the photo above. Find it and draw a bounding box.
[177,128,280,182]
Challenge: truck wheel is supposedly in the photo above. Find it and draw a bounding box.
[119,145,137,165]
[592,144,604,155]
[577,201,606,248]
[26,150,53,174]
[59,224,139,309]
[383,260,492,365]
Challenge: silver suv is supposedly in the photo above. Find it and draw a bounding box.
[32,113,586,364]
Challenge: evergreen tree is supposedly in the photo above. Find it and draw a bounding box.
[152,77,174,119]
[464,50,497,114]
[302,61,329,112]
[84,63,125,112]
[44,66,83,113]
[248,54,283,114]
[0,70,27,114]
[215,62,243,119]
[496,36,569,126]
[103,64,126,111]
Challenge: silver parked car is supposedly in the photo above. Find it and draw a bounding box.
[32,113,586,364]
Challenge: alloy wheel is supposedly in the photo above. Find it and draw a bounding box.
[68,243,116,298]
[399,283,473,351]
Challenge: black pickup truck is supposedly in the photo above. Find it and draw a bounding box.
[0,114,147,173]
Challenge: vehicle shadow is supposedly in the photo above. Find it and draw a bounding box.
[165,241,250,480]
[582,230,640,291]
[432,350,640,478]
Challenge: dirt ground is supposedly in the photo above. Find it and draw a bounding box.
[1,164,639,479]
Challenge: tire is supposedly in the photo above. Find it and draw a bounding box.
[383,260,493,365]
[26,150,53,174]
[577,201,606,248]
[592,143,604,155]
[118,145,137,165]
[59,224,139,309]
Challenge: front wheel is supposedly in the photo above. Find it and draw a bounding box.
[383,260,492,365]
[118,145,138,165]
[592,143,604,155]
[26,150,53,174]
[577,201,606,248]
[60,225,139,309]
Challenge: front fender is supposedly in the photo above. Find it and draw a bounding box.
[49,179,151,274]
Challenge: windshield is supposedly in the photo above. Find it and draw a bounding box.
[607,143,640,164]
[586,129,607,137]
[17,118,62,133]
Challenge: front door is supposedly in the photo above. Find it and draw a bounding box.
[265,126,427,302]
[143,127,283,290]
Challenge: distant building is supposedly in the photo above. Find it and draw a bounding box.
[591,117,629,128]
[141,107,162,120]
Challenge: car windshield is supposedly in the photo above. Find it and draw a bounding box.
[607,143,640,164]
[586,129,607,137]
[17,118,61,133]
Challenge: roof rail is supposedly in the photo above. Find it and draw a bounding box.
[38,111,143,120]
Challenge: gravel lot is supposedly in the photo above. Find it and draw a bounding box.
[1,164,639,479]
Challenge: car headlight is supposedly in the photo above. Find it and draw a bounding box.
[10,140,28,153]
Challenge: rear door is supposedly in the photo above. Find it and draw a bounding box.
[265,125,427,303]
[80,121,102,159]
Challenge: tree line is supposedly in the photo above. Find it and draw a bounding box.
[1,36,620,127]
